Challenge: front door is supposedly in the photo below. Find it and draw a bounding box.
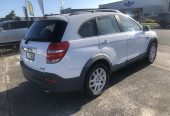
[118,14,146,61]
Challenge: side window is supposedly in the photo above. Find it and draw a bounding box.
[118,15,141,32]
[18,21,28,29]
[2,23,10,30]
[2,22,17,30]
[97,15,120,35]
[79,19,97,38]
[10,22,18,29]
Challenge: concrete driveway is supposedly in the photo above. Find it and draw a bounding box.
[153,29,170,46]
[0,29,170,116]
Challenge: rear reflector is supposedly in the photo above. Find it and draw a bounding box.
[45,78,57,84]
[46,41,70,64]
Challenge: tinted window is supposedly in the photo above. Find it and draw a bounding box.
[18,21,28,28]
[25,20,67,42]
[2,23,9,30]
[79,19,97,38]
[2,22,17,30]
[18,21,34,29]
[97,15,120,35]
[10,22,18,29]
[118,15,141,32]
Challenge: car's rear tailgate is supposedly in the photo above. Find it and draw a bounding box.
[21,40,50,72]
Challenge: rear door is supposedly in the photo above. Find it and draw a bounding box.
[21,20,67,71]
[0,22,19,43]
[97,15,128,67]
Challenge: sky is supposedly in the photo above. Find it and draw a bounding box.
[0,0,121,18]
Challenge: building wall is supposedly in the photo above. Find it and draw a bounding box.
[99,0,170,18]
[163,0,170,11]
[143,5,163,17]
[100,0,168,10]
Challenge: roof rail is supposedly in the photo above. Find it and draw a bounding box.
[70,11,94,16]
[93,9,121,13]
[70,9,121,15]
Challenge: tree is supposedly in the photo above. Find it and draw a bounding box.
[5,10,16,20]
[5,10,21,21]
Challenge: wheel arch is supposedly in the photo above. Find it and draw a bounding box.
[79,54,112,92]
[147,37,158,52]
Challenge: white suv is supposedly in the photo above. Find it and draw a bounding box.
[20,10,158,97]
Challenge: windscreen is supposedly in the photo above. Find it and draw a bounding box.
[25,20,67,42]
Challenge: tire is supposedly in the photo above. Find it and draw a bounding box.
[144,42,157,64]
[85,63,109,97]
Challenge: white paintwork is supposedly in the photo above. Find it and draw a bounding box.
[99,33,129,65]
[21,40,50,72]
[20,11,158,79]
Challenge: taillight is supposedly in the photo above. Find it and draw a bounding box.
[46,41,70,64]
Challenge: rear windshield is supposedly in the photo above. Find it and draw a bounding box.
[25,20,67,42]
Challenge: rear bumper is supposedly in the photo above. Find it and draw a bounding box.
[20,61,83,93]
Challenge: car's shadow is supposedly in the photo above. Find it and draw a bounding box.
[108,61,150,87]
[1,61,150,116]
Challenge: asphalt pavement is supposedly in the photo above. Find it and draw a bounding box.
[0,29,170,116]
[153,29,170,46]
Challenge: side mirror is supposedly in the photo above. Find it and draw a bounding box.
[0,27,3,31]
[143,25,150,32]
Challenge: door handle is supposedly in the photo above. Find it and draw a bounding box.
[101,40,110,45]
